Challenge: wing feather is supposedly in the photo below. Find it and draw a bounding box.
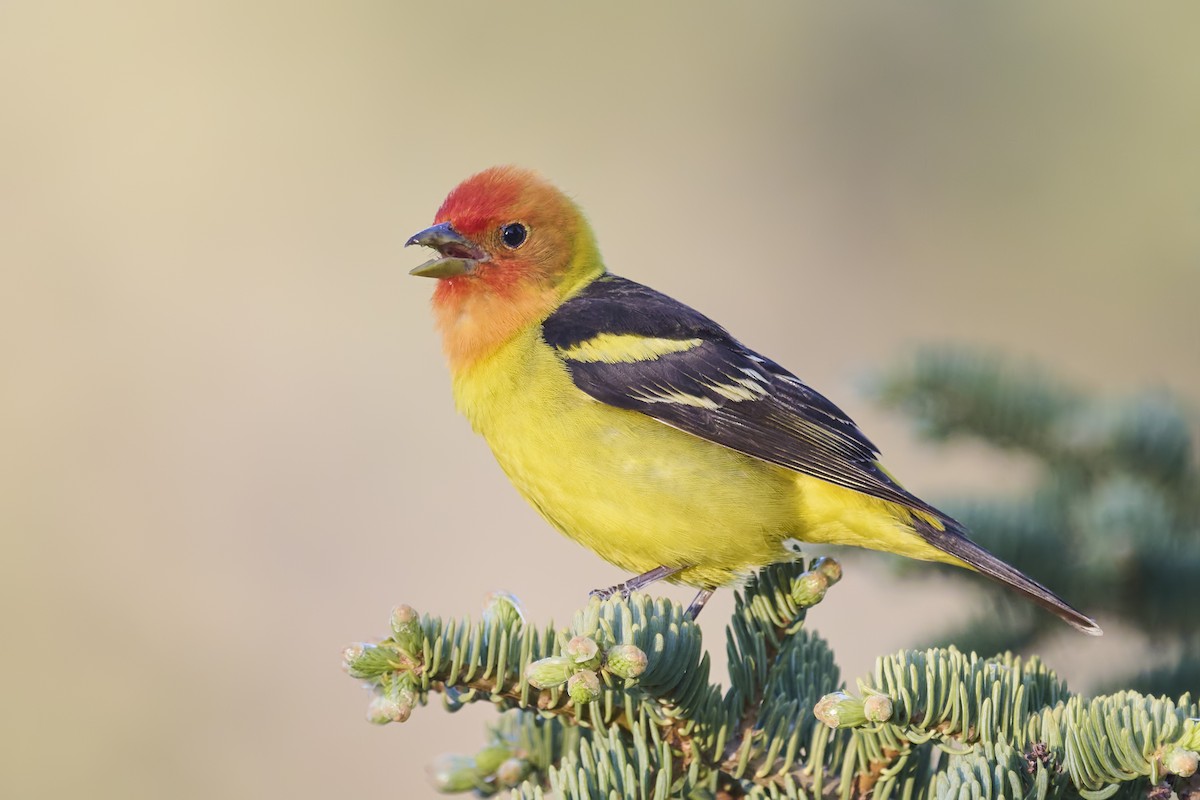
[542,275,941,516]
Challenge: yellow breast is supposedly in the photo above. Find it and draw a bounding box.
[451,326,804,587]
[449,326,963,587]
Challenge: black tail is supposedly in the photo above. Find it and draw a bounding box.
[915,517,1102,636]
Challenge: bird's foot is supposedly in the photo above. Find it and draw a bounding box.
[588,585,623,601]
[685,589,714,620]
[589,565,681,602]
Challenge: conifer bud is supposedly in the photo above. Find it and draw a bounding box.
[342,642,394,679]
[792,571,829,607]
[482,591,525,630]
[1164,747,1199,778]
[526,656,574,689]
[366,692,410,725]
[605,644,648,679]
[565,635,602,669]
[473,744,513,776]
[814,691,866,728]
[863,694,894,723]
[429,754,479,793]
[385,678,417,722]
[341,643,366,674]
[390,605,423,655]
[495,757,531,787]
[811,556,843,586]
[567,669,602,704]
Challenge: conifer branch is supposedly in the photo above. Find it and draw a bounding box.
[344,563,1200,799]
[343,349,1200,798]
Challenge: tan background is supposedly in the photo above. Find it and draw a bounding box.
[2,2,1198,798]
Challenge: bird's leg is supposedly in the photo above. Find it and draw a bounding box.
[685,589,714,620]
[590,565,681,601]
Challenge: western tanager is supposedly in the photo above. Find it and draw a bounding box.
[406,166,1100,634]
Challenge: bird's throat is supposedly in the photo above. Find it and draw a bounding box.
[432,277,560,373]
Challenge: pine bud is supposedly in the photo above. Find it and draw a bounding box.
[495,757,531,787]
[385,678,417,722]
[565,636,601,669]
[341,643,366,674]
[526,656,574,689]
[814,691,866,728]
[863,694,894,723]
[366,692,410,725]
[390,605,423,655]
[604,644,648,679]
[429,754,479,793]
[473,744,513,776]
[1164,747,1199,778]
[567,669,602,704]
[482,591,525,630]
[342,642,395,679]
[811,556,843,586]
[792,571,829,607]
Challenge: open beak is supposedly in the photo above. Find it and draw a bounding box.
[405,222,489,278]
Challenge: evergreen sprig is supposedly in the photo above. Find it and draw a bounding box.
[343,349,1199,797]
[343,559,1200,799]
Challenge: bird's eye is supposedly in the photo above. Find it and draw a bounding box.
[500,222,528,249]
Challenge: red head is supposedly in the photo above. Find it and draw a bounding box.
[407,167,604,370]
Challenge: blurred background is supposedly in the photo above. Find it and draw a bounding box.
[2,2,1198,798]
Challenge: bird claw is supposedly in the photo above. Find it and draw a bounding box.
[589,565,683,604]
[588,585,624,601]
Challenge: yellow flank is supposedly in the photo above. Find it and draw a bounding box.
[556,333,703,363]
[452,324,967,588]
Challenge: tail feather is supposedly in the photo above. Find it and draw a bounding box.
[915,517,1102,636]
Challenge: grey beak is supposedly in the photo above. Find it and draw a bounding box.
[406,222,488,278]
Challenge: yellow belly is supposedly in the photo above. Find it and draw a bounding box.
[451,328,961,587]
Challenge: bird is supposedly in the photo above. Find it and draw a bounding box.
[404,165,1101,634]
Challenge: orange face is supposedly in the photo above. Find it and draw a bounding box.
[408,166,587,296]
[407,166,602,370]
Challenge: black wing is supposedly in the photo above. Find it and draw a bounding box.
[541,274,941,516]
